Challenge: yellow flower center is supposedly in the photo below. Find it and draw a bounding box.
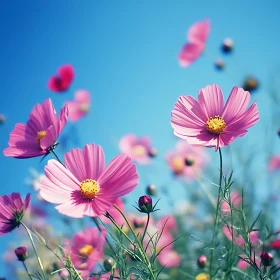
[36,130,47,145]
[79,104,89,113]
[172,156,185,173]
[206,116,226,135]
[195,273,210,280]
[132,145,147,156]
[79,244,94,257]
[80,179,100,199]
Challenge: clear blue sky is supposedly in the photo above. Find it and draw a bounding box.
[0,1,280,277]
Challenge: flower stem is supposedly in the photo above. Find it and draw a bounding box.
[209,148,223,279]
[92,217,116,255]
[51,149,63,165]
[22,261,33,280]
[141,213,150,244]
[113,204,156,280]
[21,222,47,280]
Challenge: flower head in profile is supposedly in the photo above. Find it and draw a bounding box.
[39,143,138,218]
[119,134,156,164]
[4,99,68,158]
[171,85,259,150]
[179,19,210,67]
[65,227,105,277]
[166,140,209,179]
[48,64,74,93]
[0,193,31,235]
[65,90,91,122]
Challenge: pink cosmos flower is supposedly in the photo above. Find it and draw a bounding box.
[65,227,105,277]
[156,215,178,234]
[4,99,68,158]
[65,90,91,122]
[39,143,138,218]
[0,193,31,235]
[166,140,209,178]
[48,64,74,93]
[268,155,280,171]
[119,134,156,164]
[178,19,210,67]
[171,85,260,150]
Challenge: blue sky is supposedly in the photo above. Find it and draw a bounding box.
[0,0,280,277]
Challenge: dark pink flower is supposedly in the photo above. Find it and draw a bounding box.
[65,227,105,277]
[171,85,259,150]
[179,19,210,67]
[48,64,74,93]
[65,90,91,122]
[4,99,68,158]
[0,193,31,235]
[270,239,280,249]
[119,134,155,164]
[39,143,138,218]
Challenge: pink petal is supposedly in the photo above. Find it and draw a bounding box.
[188,19,210,44]
[198,85,224,119]
[98,154,138,198]
[75,90,90,105]
[157,250,181,268]
[65,101,85,122]
[58,64,74,85]
[178,42,204,68]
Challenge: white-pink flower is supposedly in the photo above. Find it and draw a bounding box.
[65,90,91,122]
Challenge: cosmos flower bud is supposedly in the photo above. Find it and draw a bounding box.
[242,76,259,93]
[0,114,6,124]
[148,147,157,158]
[197,255,207,268]
[103,258,116,271]
[185,158,194,166]
[146,184,157,196]
[214,59,225,71]
[260,252,273,266]
[138,196,153,213]
[15,246,28,262]
[221,38,234,53]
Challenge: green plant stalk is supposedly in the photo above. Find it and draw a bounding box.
[141,213,150,244]
[113,204,156,280]
[209,148,223,279]
[51,149,63,165]
[21,222,47,280]
[22,261,33,280]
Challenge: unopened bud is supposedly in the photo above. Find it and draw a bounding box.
[103,258,115,271]
[146,184,157,196]
[242,76,259,93]
[214,59,225,71]
[15,246,28,262]
[138,196,153,213]
[148,148,157,158]
[260,252,273,266]
[197,255,207,268]
[221,38,234,53]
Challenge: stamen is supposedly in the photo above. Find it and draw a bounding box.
[80,179,100,199]
[206,116,226,135]
[36,130,47,145]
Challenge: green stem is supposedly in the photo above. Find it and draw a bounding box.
[22,261,33,280]
[141,213,150,244]
[21,222,47,280]
[51,149,63,165]
[209,148,223,279]
[92,217,116,255]
[113,204,156,280]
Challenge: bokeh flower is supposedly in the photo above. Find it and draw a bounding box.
[119,134,156,164]
[171,84,259,150]
[4,99,68,158]
[65,227,105,277]
[48,64,74,93]
[39,143,138,218]
[166,140,209,179]
[0,193,31,235]
[65,90,91,122]
[178,19,210,67]
[268,155,280,171]
[221,191,242,216]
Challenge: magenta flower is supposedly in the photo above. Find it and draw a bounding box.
[0,193,31,235]
[166,140,209,179]
[65,90,91,122]
[39,143,138,218]
[65,227,105,277]
[178,19,210,67]
[119,134,155,164]
[4,99,68,158]
[171,85,259,150]
[48,64,74,93]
